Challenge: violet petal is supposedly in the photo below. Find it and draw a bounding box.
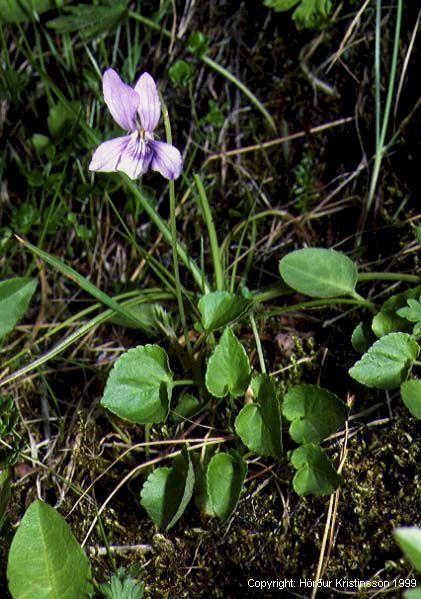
[117,132,154,180]
[103,68,139,131]
[89,135,131,172]
[150,140,183,180]
[134,72,161,133]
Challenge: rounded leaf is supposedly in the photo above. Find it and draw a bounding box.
[235,375,282,459]
[7,500,93,599]
[291,444,342,496]
[205,328,251,398]
[349,333,419,390]
[394,527,421,573]
[140,448,195,530]
[282,384,348,444]
[140,467,171,529]
[0,277,37,340]
[198,291,251,333]
[397,297,421,323]
[101,344,173,424]
[401,379,421,419]
[279,248,357,298]
[351,322,374,353]
[372,286,421,338]
[171,394,201,422]
[206,451,247,520]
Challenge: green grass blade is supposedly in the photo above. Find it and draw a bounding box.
[193,174,224,292]
[16,236,147,328]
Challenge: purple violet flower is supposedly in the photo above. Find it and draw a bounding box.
[89,69,183,180]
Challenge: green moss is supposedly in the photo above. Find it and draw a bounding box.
[103,408,418,597]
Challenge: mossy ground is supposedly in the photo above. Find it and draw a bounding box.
[58,406,420,598]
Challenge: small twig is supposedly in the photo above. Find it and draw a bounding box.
[206,116,354,162]
[300,31,340,99]
[326,0,371,72]
[394,8,420,118]
[311,395,352,599]
[87,544,153,556]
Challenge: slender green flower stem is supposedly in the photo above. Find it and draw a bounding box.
[169,180,192,357]
[250,314,266,374]
[253,272,419,307]
[266,297,376,318]
[194,173,224,291]
[365,0,403,218]
[375,0,381,148]
[353,291,373,307]
[162,102,193,358]
[128,11,276,131]
[252,284,292,304]
[357,272,420,283]
[105,192,178,293]
[173,379,195,387]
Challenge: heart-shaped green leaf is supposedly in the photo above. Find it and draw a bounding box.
[168,59,193,88]
[394,527,421,573]
[351,321,374,353]
[7,500,93,599]
[110,303,168,334]
[192,453,215,517]
[372,286,421,337]
[0,278,37,340]
[282,384,348,444]
[205,328,251,398]
[101,345,173,424]
[206,451,247,520]
[171,394,201,422]
[235,375,282,459]
[349,333,419,390]
[140,448,195,530]
[397,297,421,324]
[279,248,358,298]
[291,444,342,496]
[401,379,421,419]
[198,291,251,332]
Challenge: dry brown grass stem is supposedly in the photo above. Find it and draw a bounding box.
[87,544,153,556]
[311,394,352,599]
[206,117,355,162]
[394,8,420,118]
[326,0,371,72]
